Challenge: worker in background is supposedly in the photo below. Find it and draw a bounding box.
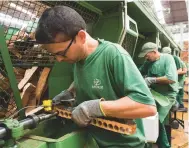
[178,60,187,111]
[138,42,178,148]
[35,6,157,148]
[162,47,187,111]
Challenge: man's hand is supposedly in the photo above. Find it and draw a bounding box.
[145,77,156,86]
[72,99,104,127]
[52,90,74,105]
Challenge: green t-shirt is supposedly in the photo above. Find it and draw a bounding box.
[178,61,186,87]
[140,53,178,99]
[74,39,155,148]
[173,55,182,70]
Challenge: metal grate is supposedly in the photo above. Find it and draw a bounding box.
[0,1,100,117]
[122,33,137,57]
[41,1,99,24]
[129,21,137,32]
[0,1,54,67]
[0,64,17,118]
[0,1,100,67]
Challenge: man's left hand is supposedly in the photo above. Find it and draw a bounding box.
[71,99,104,127]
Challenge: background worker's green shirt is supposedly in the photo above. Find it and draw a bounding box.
[74,39,156,148]
[140,53,178,99]
[178,61,186,87]
[173,55,182,70]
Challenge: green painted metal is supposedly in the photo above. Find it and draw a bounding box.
[18,138,48,148]
[93,11,125,43]
[127,2,156,33]
[48,131,88,148]
[0,140,5,146]
[91,1,126,43]
[48,62,73,98]
[87,1,122,11]
[1,118,25,147]
[1,117,97,148]
[3,139,15,148]
[0,26,24,118]
[77,1,102,15]
[132,1,178,49]
[5,119,24,139]
[17,131,98,148]
[24,118,78,138]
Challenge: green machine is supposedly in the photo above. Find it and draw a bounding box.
[0,1,181,147]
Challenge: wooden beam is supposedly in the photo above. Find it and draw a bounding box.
[25,94,37,113]
[35,67,51,105]
[26,106,44,116]
[178,142,188,148]
[18,67,38,90]
[21,83,36,107]
[14,67,26,83]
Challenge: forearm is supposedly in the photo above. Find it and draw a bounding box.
[177,68,182,74]
[100,97,156,119]
[178,68,187,75]
[156,76,175,84]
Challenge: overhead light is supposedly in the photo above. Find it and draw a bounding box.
[9,2,36,18]
[127,0,134,2]
[153,0,165,24]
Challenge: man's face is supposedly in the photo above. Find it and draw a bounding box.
[42,31,86,63]
[145,51,157,62]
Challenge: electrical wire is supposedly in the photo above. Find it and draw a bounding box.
[7,105,43,119]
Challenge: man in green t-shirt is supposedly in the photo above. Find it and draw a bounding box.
[35,6,157,148]
[162,47,187,111]
[177,61,187,110]
[138,42,178,148]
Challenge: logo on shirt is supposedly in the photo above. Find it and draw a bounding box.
[92,79,103,90]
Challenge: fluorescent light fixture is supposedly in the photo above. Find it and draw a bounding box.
[153,0,165,24]
[9,2,36,18]
[127,0,134,2]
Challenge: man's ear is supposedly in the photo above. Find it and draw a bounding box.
[153,50,158,54]
[77,30,86,44]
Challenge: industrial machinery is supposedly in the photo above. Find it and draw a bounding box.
[0,1,181,147]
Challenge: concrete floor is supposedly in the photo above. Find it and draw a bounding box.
[171,103,188,147]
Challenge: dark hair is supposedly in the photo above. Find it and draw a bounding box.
[35,6,86,44]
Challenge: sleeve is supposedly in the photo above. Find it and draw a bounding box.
[182,61,187,69]
[111,52,156,106]
[173,56,182,69]
[164,55,178,82]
